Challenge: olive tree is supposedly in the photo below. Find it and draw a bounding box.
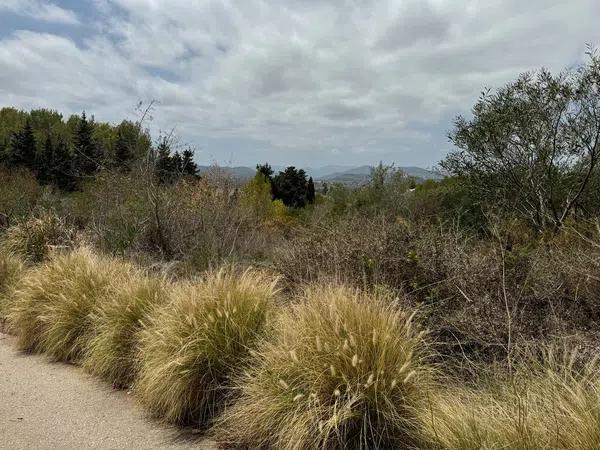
[443,48,600,230]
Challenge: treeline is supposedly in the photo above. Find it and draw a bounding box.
[0,108,199,191]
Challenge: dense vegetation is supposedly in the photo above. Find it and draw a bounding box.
[1,54,600,449]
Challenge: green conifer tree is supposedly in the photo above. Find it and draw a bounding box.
[51,138,76,191]
[307,176,316,204]
[73,111,100,178]
[9,119,37,171]
[181,148,198,177]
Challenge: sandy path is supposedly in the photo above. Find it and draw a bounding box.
[0,333,216,450]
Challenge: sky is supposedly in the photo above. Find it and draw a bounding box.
[1,1,599,168]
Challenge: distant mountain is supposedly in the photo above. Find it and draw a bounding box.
[197,165,256,179]
[304,165,354,179]
[318,166,443,183]
[196,164,444,183]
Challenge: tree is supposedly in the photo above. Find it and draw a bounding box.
[37,135,54,185]
[155,137,174,184]
[256,163,274,180]
[272,166,309,208]
[241,171,274,219]
[114,128,133,168]
[307,177,315,204]
[9,119,37,171]
[73,111,100,179]
[181,148,198,177]
[51,138,76,191]
[443,49,600,230]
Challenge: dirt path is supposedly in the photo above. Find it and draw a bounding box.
[0,333,216,450]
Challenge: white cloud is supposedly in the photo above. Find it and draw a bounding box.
[0,0,80,25]
[1,0,600,166]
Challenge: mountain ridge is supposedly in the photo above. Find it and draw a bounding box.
[197,165,443,182]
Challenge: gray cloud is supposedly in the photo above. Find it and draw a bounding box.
[1,0,599,167]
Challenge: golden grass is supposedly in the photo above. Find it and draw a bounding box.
[425,349,600,450]
[215,284,434,450]
[135,267,280,426]
[0,251,25,323]
[83,272,170,386]
[7,247,133,361]
[2,243,600,449]
[0,212,76,262]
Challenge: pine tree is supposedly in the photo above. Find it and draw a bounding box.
[155,138,174,184]
[73,111,99,178]
[307,176,316,204]
[256,163,274,180]
[9,119,37,171]
[114,128,133,169]
[181,148,198,177]
[37,135,54,184]
[51,138,76,191]
[272,166,309,208]
[172,151,183,176]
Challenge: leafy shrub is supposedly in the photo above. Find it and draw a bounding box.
[216,284,434,449]
[0,212,76,262]
[83,272,170,387]
[0,252,24,323]
[136,267,279,426]
[8,247,132,361]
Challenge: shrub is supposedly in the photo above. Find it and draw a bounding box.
[68,169,151,254]
[0,167,41,230]
[0,212,76,262]
[427,349,600,449]
[216,284,434,449]
[273,215,415,291]
[0,252,24,323]
[135,267,280,426]
[7,247,132,361]
[83,273,170,387]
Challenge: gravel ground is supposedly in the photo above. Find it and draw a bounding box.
[0,333,217,450]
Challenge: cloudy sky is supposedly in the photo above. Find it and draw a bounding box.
[1,0,599,168]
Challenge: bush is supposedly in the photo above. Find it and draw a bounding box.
[0,252,24,323]
[427,349,600,449]
[273,215,415,291]
[68,169,151,255]
[0,167,41,230]
[136,267,280,426]
[83,272,170,387]
[0,212,76,262]
[216,284,434,449]
[7,247,132,361]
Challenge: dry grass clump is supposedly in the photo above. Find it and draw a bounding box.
[426,349,600,450]
[136,267,280,426]
[0,252,25,323]
[0,212,77,262]
[216,284,434,450]
[7,247,132,361]
[83,273,170,387]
